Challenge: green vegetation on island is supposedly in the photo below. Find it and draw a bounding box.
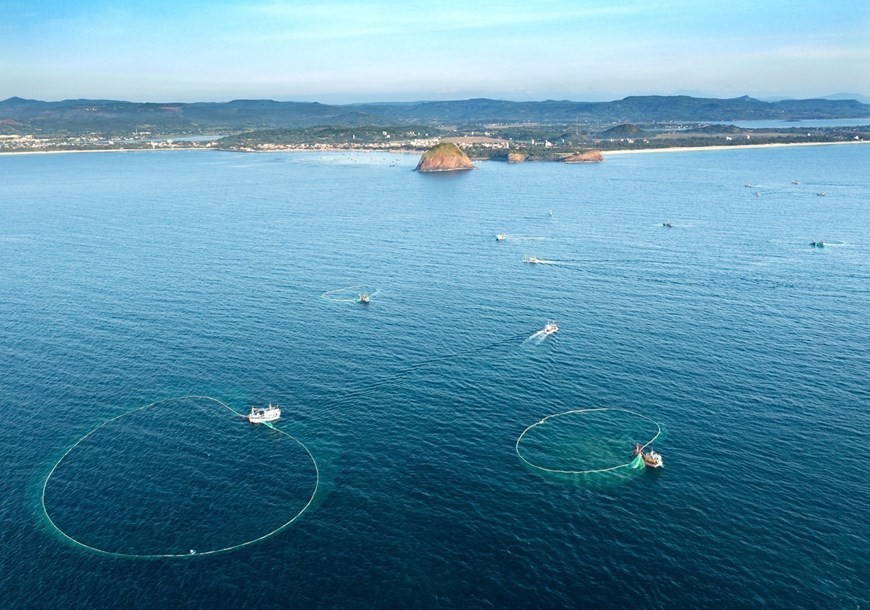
[415,142,475,172]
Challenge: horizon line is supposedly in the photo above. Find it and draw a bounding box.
[3,93,870,106]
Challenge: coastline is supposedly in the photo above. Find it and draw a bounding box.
[1,139,868,157]
[0,147,200,156]
[0,147,422,157]
[601,139,870,156]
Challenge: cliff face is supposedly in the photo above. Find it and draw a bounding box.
[415,142,475,172]
[507,152,527,164]
[562,149,604,163]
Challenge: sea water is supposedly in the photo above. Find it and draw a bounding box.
[0,146,867,607]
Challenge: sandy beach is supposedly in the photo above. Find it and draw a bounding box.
[602,139,870,156]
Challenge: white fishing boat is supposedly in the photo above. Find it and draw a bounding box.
[544,321,558,335]
[496,232,507,241]
[248,403,281,424]
[523,255,539,264]
[358,292,370,304]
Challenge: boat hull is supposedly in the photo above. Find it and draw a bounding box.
[248,405,281,424]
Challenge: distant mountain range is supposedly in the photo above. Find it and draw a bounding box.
[2,95,869,135]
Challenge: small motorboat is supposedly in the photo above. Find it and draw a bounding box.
[358,293,370,304]
[632,443,663,468]
[810,241,825,248]
[662,221,673,228]
[248,403,281,424]
[548,209,554,217]
[523,255,539,264]
[791,179,800,185]
[543,321,558,335]
[496,232,507,241]
[816,192,827,197]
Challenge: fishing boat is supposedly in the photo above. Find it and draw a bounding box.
[662,221,673,228]
[633,443,663,468]
[810,241,825,248]
[248,403,281,424]
[523,255,539,264]
[358,293,370,304]
[817,192,827,197]
[543,321,558,335]
[496,232,507,241]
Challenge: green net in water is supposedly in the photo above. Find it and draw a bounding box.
[516,408,661,475]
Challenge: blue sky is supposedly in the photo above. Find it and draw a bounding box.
[1,0,868,102]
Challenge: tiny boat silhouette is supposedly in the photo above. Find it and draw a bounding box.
[358,293,370,304]
[543,321,558,335]
[496,232,507,241]
[523,255,539,264]
[662,221,673,228]
[792,179,800,185]
[633,443,663,468]
[810,241,825,248]
[248,403,281,424]
[816,192,827,197]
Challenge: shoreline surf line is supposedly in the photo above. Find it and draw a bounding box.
[3,140,868,157]
[602,140,870,156]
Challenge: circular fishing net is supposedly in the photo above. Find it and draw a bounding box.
[516,408,661,475]
[42,396,318,558]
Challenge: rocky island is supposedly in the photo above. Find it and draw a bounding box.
[415,142,475,172]
[562,149,604,163]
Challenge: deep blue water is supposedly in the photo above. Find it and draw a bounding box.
[1,146,868,608]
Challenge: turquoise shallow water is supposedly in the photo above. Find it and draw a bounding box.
[1,146,868,607]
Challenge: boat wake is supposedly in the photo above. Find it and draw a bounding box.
[525,322,559,343]
[498,234,545,241]
[321,286,380,303]
[329,331,530,406]
[525,330,549,344]
[522,256,561,265]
